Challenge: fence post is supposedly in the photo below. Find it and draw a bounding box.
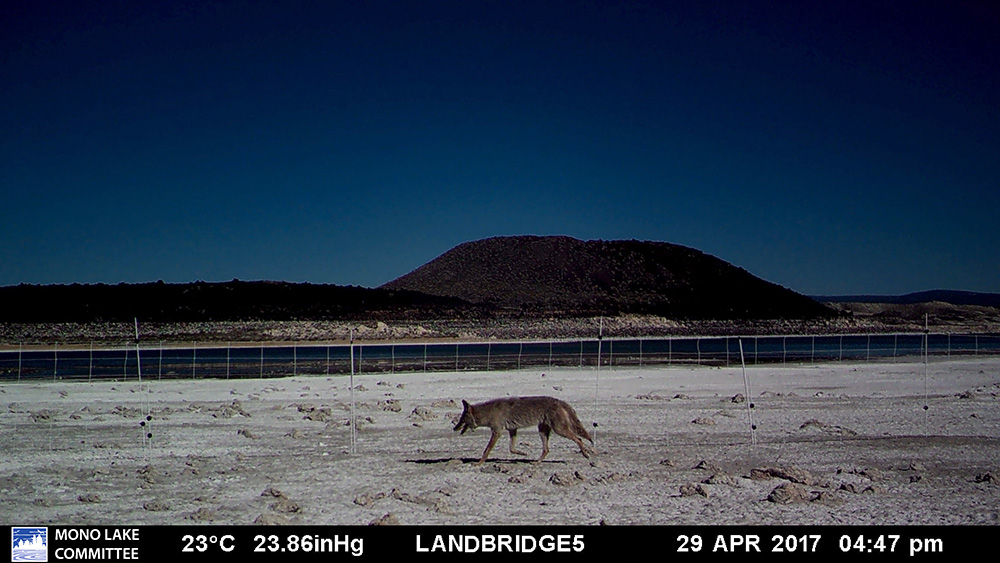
[89,342,93,383]
[782,336,786,364]
[54,341,58,381]
[639,338,644,367]
[18,343,22,383]
[391,345,395,374]
[487,342,491,372]
[423,344,427,372]
[192,342,197,378]
[518,342,523,370]
[260,346,264,379]
[227,343,231,379]
[455,343,459,372]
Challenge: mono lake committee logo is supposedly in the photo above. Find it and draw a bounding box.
[11,528,47,562]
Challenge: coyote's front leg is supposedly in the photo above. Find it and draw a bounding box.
[477,430,501,464]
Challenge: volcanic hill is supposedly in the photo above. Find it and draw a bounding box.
[382,236,834,319]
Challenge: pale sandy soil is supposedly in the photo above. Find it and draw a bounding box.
[2,357,999,526]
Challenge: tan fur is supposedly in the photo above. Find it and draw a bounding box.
[453,396,595,464]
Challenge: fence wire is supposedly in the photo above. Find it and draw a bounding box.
[2,332,998,383]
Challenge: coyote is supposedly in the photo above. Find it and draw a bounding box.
[453,396,595,464]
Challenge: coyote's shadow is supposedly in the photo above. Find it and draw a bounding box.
[405,457,566,465]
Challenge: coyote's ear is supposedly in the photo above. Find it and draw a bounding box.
[462,399,470,409]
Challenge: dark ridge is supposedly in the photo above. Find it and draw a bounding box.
[381,235,835,320]
[0,280,487,323]
[815,290,1000,308]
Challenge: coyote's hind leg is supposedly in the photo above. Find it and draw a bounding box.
[536,424,551,462]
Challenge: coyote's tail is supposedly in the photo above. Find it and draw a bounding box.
[571,409,594,443]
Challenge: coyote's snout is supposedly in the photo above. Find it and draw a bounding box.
[453,396,595,464]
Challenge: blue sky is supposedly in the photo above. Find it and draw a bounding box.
[2,1,998,295]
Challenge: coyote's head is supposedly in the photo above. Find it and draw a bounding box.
[453,399,477,434]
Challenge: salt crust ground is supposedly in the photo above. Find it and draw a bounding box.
[2,357,998,526]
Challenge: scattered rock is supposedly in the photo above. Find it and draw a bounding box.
[695,460,721,472]
[692,417,716,426]
[186,507,218,521]
[253,513,290,525]
[261,487,286,498]
[378,399,402,412]
[974,472,999,485]
[857,468,885,482]
[730,393,745,404]
[31,409,58,422]
[408,406,436,421]
[137,465,167,485]
[270,497,302,514]
[508,469,540,484]
[237,428,259,440]
[812,491,844,505]
[679,483,708,497]
[550,471,586,487]
[593,471,638,484]
[369,513,400,526]
[77,493,101,503]
[143,501,170,511]
[703,474,738,487]
[298,404,334,423]
[799,418,857,436]
[839,483,861,494]
[752,466,820,486]
[389,488,450,513]
[353,491,387,508]
[767,483,811,504]
[862,484,886,495]
[214,399,250,418]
